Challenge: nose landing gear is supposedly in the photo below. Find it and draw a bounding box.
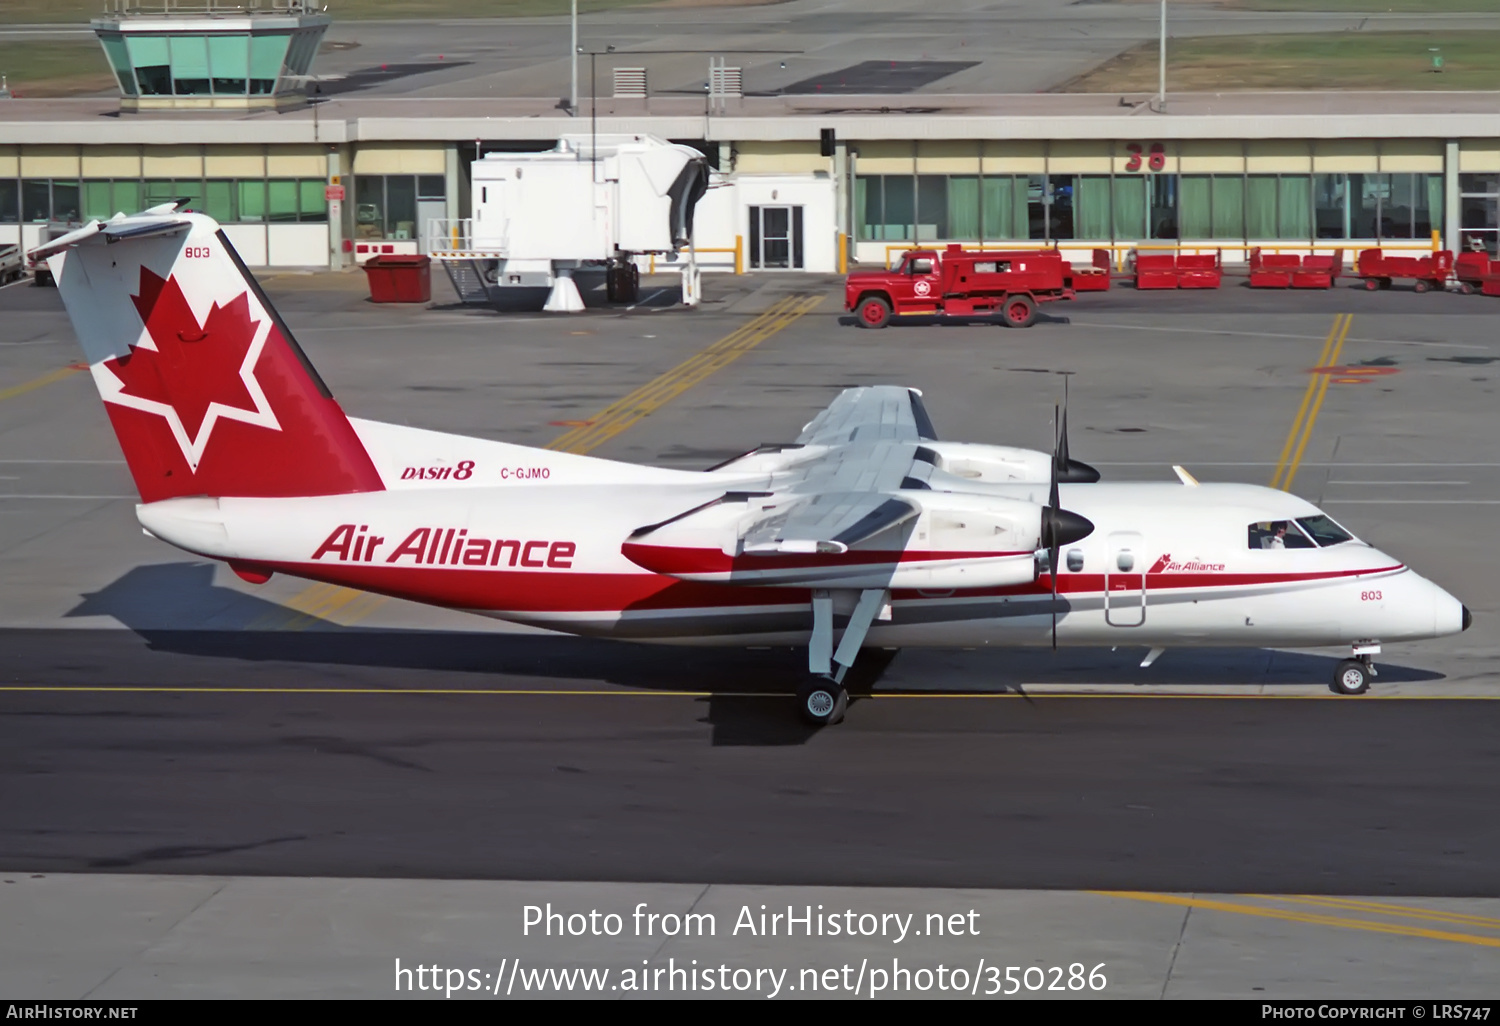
[1330,641,1380,695]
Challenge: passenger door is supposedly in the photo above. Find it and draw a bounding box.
[1104,531,1146,627]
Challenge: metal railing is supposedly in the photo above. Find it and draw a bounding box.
[424,218,509,259]
[648,236,743,275]
[880,231,1444,272]
[103,1,323,14]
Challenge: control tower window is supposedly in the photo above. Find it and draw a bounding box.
[1296,515,1354,547]
[1248,520,1316,550]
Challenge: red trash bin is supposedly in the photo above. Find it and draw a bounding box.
[363,254,431,303]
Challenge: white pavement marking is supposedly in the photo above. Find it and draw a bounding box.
[1068,320,1490,351]
[627,289,667,311]
[1328,481,1470,486]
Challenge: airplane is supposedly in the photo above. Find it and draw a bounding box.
[32,208,1470,725]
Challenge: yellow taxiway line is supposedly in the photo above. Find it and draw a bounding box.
[1095,890,1500,951]
[546,293,824,456]
[1,686,1494,701]
[1269,312,1352,492]
[0,364,86,403]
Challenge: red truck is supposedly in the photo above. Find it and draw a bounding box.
[846,244,1076,329]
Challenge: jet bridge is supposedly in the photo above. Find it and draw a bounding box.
[427,134,709,312]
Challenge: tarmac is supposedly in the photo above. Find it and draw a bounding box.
[2,266,1499,997]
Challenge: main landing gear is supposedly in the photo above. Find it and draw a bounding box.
[799,587,891,726]
[1330,641,1379,695]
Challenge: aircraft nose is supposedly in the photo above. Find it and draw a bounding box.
[1463,605,1473,632]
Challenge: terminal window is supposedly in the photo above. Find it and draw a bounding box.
[0,178,328,224]
[856,171,1442,245]
[355,174,446,240]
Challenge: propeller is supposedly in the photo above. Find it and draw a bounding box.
[1041,387,1097,649]
[1052,376,1101,483]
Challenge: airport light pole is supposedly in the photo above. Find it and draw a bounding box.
[1157,0,1167,110]
[570,0,579,115]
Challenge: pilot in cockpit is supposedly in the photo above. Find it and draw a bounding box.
[1263,523,1287,549]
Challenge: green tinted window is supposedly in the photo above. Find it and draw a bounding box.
[143,180,178,207]
[267,179,298,222]
[208,35,249,77]
[248,34,289,94]
[0,181,18,223]
[298,179,327,222]
[82,181,113,221]
[99,35,137,96]
[126,35,171,95]
[112,181,141,216]
[238,180,266,221]
[178,180,206,214]
[205,180,235,223]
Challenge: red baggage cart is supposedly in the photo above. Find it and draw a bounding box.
[1132,249,1221,289]
[1067,248,1112,292]
[1455,251,1500,295]
[1355,248,1453,293]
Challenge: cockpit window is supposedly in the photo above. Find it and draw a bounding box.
[1248,520,1316,550]
[1296,514,1354,547]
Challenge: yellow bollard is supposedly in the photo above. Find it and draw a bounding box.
[734,235,744,275]
[1432,228,1441,253]
[837,232,848,274]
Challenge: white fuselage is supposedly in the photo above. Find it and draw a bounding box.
[136,438,1465,652]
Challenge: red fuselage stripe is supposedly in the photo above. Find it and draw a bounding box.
[260,560,1404,614]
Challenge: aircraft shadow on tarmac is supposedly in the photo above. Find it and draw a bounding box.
[55,562,1445,748]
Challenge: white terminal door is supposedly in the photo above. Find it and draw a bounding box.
[1104,531,1147,627]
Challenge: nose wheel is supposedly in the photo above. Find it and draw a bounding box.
[1330,660,1371,695]
[1330,643,1380,695]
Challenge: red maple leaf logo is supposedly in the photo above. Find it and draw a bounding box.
[104,269,261,441]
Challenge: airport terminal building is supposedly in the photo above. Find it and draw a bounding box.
[2,92,1498,271]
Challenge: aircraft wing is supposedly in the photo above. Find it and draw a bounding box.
[795,386,938,447]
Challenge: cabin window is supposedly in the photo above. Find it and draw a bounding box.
[1248,520,1316,550]
[1296,515,1354,547]
[1115,551,1134,572]
[1066,548,1084,572]
[910,257,934,274]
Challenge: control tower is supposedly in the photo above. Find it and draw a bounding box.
[92,1,330,111]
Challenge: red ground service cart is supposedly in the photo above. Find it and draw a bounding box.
[1456,251,1500,296]
[1067,249,1113,292]
[1355,248,1453,293]
[1247,248,1343,289]
[846,245,1075,329]
[1134,250,1223,289]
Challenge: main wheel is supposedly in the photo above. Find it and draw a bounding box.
[1001,293,1038,328]
[1330,659,1371,695]
[856,296,891,329]
[1413,279,1431,294]
[1459,282,1476,295]
[1362,277,1380,291]
[797,679,848,726]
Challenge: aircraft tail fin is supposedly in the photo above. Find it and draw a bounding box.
[36,211,384,502]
